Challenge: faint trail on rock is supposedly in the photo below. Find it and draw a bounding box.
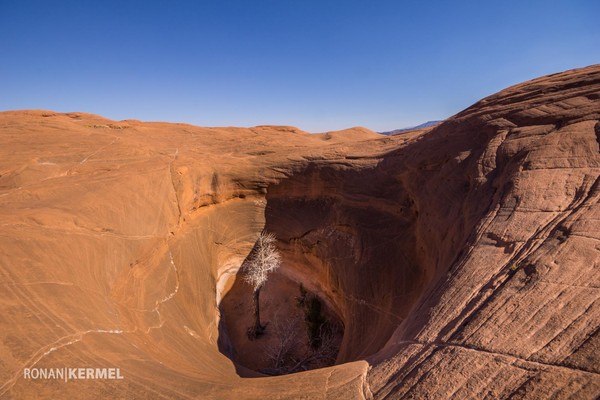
[139,249,182,334]
[78,137,119,165]
[167,147,183,228]
[159,250,180,304]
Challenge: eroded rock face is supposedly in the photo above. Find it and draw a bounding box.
[367,65,600,399]
[0,65,599,399]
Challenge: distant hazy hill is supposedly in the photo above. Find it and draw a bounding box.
[379,120,441,135]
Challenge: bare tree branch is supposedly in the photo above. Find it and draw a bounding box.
[243,231,281,339]
[243,231,281,291]
[262,316,298,370]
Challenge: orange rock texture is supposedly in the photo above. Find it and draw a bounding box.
[0,65,599,399]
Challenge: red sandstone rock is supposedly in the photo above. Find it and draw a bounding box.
[0,65,598,399]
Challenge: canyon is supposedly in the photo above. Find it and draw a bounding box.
[0,65,599,399]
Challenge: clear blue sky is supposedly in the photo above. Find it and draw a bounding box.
[1,1,598,132]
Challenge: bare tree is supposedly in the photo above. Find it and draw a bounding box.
[262,317,341,375]
[286,320,341,373]
[263,316,298,372]
[243,231,281,339]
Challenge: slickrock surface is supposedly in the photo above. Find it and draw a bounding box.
[0,65,599,399]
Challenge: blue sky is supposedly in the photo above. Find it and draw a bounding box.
[1,1,598,132]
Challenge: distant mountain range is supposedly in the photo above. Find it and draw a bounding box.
[378,120,441,136]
